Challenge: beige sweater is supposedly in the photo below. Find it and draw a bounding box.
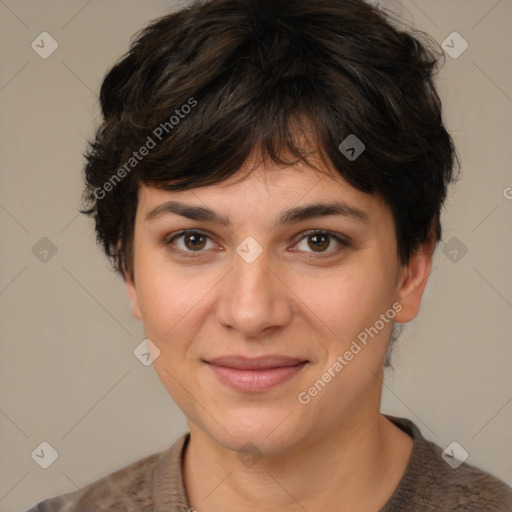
[25,415,512,511]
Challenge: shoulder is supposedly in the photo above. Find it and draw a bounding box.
[382,415,512,512]
[23,436,187,512]
[419,437,512,511]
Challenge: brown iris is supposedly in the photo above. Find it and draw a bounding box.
[308,233,330,252]
[184,232,207,251]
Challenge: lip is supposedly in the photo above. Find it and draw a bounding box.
[205,355,308,392]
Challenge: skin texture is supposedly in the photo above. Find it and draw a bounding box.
[125,156,434,511]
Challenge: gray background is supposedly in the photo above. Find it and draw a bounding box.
[1,1,511,510]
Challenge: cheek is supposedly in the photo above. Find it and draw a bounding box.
[134,262,190,353]
[133,256,223,355]
[135,248,193,328]
[137,273,177,333]
[135,265,206,406]
[303,263,393,339]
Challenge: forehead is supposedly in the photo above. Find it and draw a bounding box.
[135,158,391,229]
[139,156,381,206]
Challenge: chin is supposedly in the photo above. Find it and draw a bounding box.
[195,404,309,455]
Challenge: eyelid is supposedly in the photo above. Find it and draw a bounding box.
[292,229,352,255]
[166,229,219,258]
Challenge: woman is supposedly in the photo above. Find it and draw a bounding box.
[26,0,512,510]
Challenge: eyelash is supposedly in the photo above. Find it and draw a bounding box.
[166,229,351,259]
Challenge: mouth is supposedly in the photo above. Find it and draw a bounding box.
[204,355,309,392]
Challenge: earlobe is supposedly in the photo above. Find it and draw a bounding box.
[394,238,435,324]
[124,273,142,320]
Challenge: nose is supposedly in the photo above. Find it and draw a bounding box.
[215,248,293,338]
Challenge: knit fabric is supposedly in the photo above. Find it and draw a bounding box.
[25,415,512,512]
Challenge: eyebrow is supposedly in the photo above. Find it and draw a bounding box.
[144,200,370,226]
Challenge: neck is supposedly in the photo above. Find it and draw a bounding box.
[182,408,413,512]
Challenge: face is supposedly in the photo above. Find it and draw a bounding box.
[125,157,432,455]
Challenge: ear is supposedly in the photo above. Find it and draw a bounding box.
[394,235,435,324]
[124,272,142,320]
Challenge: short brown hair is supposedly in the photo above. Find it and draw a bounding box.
[82,0,457,280]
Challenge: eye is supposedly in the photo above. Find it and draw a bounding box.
[167,230,216,255]
[294,230,349,254]
[166,229,350,259]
